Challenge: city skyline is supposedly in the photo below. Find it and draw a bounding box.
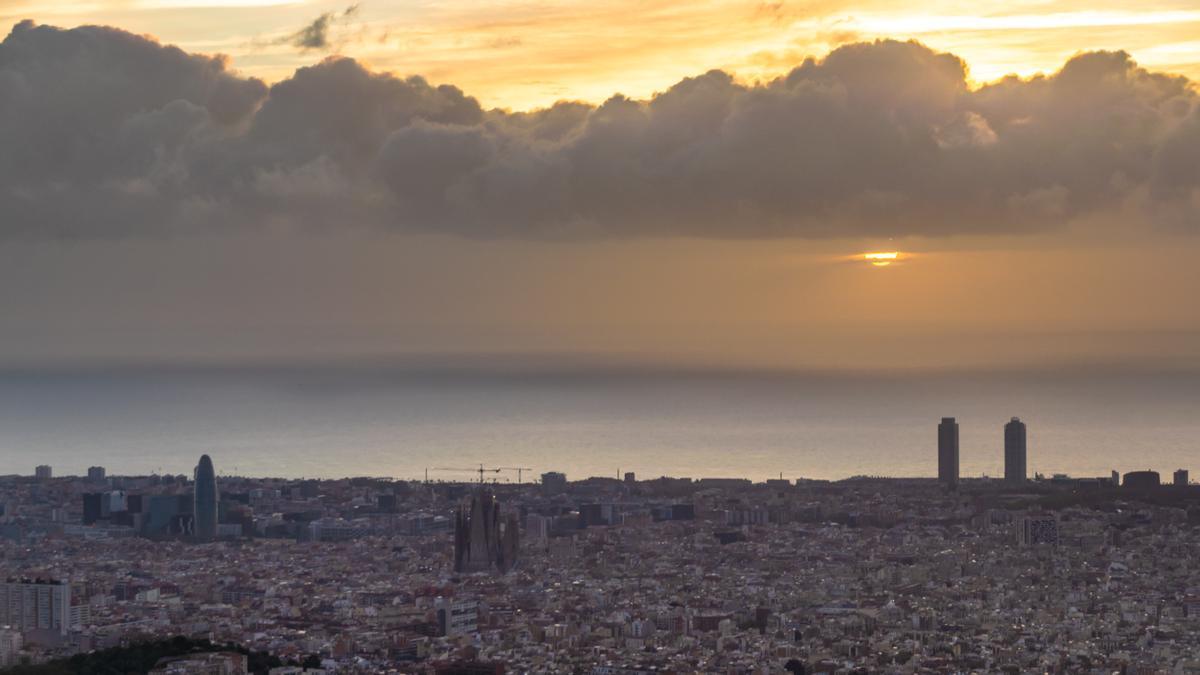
[15,412,1192,485]
[8,460,1200,671]
[3,425,1200,672]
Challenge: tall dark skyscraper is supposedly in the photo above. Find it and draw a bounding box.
[938,417,959,486]
[1005,417,1027,483]
[193,454,218,542]
[82,493,102,525]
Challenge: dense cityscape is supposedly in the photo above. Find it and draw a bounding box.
[0,418,1198,673]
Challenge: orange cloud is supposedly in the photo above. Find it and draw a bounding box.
[8,0,1200,109]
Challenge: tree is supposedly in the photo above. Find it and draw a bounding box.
[784,658,806,674]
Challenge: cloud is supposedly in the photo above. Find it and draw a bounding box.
[1,21,1198,239]
[278,4,360,51]
[290,14,335,50]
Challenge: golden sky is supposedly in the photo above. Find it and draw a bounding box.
[6,0,1200,109]
[3,1,1200,369]
[4,233,1199,369]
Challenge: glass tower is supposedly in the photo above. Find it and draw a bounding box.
[193,454,218,541]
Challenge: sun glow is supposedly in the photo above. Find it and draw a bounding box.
[863,251,901,267]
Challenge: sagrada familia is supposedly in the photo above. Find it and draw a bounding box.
[453,488,520,574]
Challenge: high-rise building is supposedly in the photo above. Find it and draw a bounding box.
[938,417,959,487]
[108,490,128,514]
[82,493,103,525]
[87,466,106,482]
[193,454,219,542]
[578,503,604,528]
[376,494,397,512]
[1004,417,1027,483]
[673,503,696,520]
[0,627,22,668]
[0,579,72,636]
[525,513,550,542]
[575,503,624,527]
[541,471,567,495]
[1123,470,1161,490]
[143,494,191,537]
[1018,514,1060,546]
[453,488,519,574]
[34,465,52,480]
[435,596,479,637]
[1175,469,1189,486]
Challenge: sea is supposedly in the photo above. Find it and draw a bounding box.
[0,362,1197,482]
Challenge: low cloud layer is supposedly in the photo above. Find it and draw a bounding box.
[1,20,1198,239]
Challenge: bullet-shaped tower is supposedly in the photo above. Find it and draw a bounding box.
[193,454,218,542]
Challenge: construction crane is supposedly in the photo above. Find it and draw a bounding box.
[496,467,534,483]
[425,464,502,484]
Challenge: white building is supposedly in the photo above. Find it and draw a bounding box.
[435,596,478,637]
[0,579,73,636]
[0,627,22,668]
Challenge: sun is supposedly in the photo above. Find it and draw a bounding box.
[863,251,901,267]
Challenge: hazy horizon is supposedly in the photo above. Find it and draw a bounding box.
[2,361,1196,482]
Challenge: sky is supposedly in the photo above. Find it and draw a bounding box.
[6,0,1200,109]
[1,1,1199,371]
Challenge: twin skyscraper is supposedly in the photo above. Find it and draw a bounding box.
[938,416,1027,486]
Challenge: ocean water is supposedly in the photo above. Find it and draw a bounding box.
[0,364,1197,482]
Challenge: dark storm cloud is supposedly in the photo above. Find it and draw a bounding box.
[2,21,1198,239]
